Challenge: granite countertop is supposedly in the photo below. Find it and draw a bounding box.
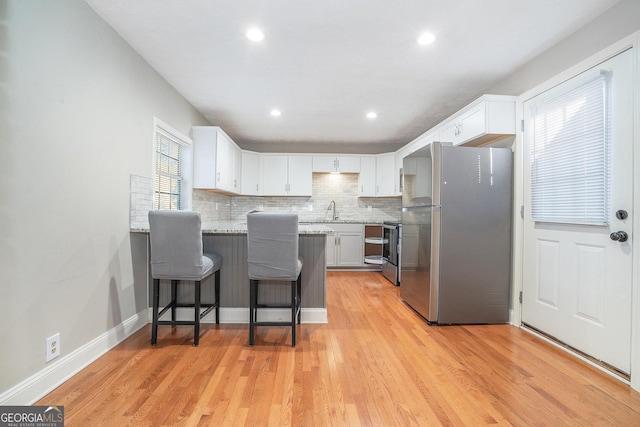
[130,218,402,234]
[299,219,382,224]
[202,221,333,234]
[130,220,334,235]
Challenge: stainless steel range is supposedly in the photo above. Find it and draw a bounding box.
[381,221,401,286]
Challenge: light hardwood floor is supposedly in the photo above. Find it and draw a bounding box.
[38,271,640,426]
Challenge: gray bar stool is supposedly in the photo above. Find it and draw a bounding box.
[247,211,302,346]
[148,210,222,346]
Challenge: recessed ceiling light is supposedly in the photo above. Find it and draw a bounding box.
[366,111,378,119]
[417,32,436,45]
[246,28,264,42]
[270,109,281,117]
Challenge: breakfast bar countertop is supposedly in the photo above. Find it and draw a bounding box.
[130,220,334,235]
[202,221,334,234]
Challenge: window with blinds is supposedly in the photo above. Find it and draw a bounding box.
[154,127,186,211]
[530,73,610,225]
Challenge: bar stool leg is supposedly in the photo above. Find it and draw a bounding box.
[291,279,296,347]
[152,279,160,345]
[249,279,256,346]
[297,274,302,324]
[214,270,221,324]
[194,280,201,346]
[171,280,178,321]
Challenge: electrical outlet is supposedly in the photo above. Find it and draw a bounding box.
[46,333,60,362]
[368,205,372,212]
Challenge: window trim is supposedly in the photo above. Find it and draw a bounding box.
[152,117,192,211]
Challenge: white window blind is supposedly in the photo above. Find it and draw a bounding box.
[154,127,185,210]
[530,73,610,225]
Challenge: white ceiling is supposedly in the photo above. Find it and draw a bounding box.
[86,0,619,153]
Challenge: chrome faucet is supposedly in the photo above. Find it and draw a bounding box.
[328,200,338,220]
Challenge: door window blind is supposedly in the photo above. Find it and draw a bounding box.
[530,73,610,225]
[154,127,185,210]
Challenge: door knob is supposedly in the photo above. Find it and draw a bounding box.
[610,231,629,242]
[615,210,628,220]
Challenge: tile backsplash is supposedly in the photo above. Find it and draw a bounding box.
[130,174,153,229]
[193,173,402,223]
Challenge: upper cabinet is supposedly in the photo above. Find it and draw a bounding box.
[359,156,376,196]
[312,155,361,173]
[438,95,517,146]
[375,153,396,196]
[359,153,396,197]
[241,151,262,195]
[262,155,312,196]
[193,126,241,194]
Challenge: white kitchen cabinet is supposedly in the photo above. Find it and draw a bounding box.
[394,151,405,196]
[262,154,312,196]
[312,155,361,173]
[193,126,241,194]
[241,151,262,195]
[375,153,396,196]
[358,154,396,197]
[358,156,376,196]
[438,95,516,146]
[325,223,363,267]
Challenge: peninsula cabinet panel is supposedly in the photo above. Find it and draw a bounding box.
[150,234,326,310]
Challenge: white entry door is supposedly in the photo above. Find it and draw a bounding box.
[522,48,634,374]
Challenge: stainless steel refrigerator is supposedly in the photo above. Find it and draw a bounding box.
[400,142,512,324]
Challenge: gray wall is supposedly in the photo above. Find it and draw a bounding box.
[488,0,640,96]
[0,1,209,394]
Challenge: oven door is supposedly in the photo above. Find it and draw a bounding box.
[382,224,399,285]
[383,224,398,266]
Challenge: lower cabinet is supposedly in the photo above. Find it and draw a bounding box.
[325,223,363,267]
[363,224,384,267]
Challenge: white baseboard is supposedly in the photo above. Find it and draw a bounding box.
[156,307,328,324]
[0,311,148,406]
